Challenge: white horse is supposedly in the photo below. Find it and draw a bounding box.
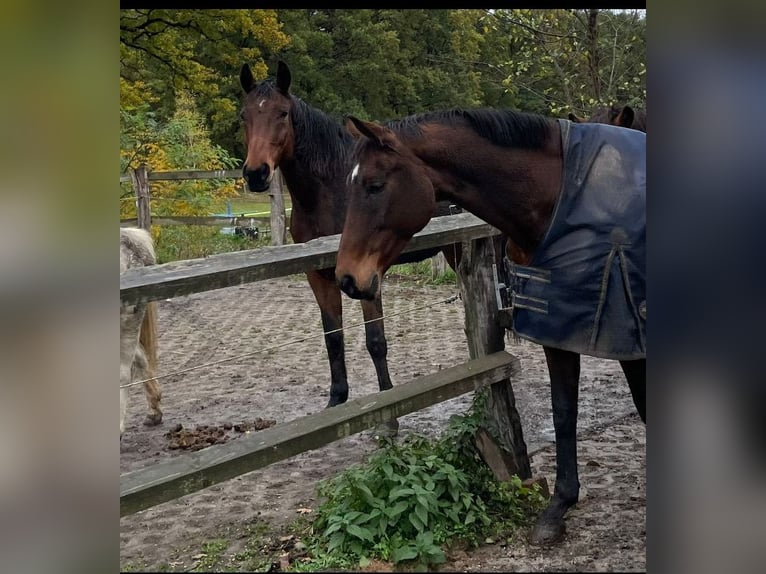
[120,227,162,438]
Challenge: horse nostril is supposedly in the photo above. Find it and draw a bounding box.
[340,275,359,297]
[339,274,355,295]
[243,164,271,192]
[256,163,270,179]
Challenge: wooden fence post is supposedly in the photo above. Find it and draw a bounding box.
[457,236,531,480]
[269,169,287,246]
[131,163,151,231]
[431,251,448,280]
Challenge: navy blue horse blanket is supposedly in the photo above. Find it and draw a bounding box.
[509,119,646,360]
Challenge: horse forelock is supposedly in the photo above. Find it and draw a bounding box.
[383,107,553,150]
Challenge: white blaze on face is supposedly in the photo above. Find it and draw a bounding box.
[351,163,360,183]
[258,99,266,109]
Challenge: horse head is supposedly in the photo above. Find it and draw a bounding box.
[239,61,295,192]
[336,116,436,300]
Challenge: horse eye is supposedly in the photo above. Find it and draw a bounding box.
[239,109,246,121]
[366,182,385,194]
[279,111,288,119]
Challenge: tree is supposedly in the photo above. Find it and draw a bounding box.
[120,9,289,152]
[480,9,646,116]
[120,90,239,220]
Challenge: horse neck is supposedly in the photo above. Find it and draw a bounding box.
[279,100,352,217]
[410,123,563,255]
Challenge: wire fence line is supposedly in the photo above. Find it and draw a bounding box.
[122,291,461,390]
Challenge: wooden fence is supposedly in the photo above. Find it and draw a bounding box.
[120,164,288,246]
[120,212,530,517]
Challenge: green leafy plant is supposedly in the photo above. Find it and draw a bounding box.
[302,402,548,570]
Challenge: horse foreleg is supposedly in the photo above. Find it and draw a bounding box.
[360,296,398,437]
[140,302,163,426]
[530,346,581,545]
[120,304,145,439]
[142,378,163,427]
[620,358,646,423]
[360,296,392,392]
[307,271,348,407]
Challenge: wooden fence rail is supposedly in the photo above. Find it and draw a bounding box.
[120,165,288,243]
[121,351,520,516]
[120,212,530,518]
[120,212,499,306]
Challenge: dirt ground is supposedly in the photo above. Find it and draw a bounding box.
[119,272,645,572]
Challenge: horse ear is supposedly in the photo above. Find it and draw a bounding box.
[240,63,255,93]
[276,60,291,94]
[344,117,363,139]
[346,116,386,145]
[568,112,583,123]
[616,106,634,128]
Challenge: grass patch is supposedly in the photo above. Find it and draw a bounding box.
[387,260,458,287]
[214,192,292,216]
[191,539,229,572]
[152,224,273,263]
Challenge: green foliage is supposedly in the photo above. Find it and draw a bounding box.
[484,9,646,116]
[120,90,241,220]
[120,9,289,152]
[152,225,269,264]
[302,406,548,570]
[121,9,645,166]
[388,259,457,287]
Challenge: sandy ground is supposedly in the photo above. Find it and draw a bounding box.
[119,273,645,572]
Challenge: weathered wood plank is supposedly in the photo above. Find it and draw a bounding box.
[120,212,500,305]
[120,216,270,228]
[132,165,151,230]
[147,169,243,181]
[120,350,521,517]
[269,169,287,246]
[457,236,531,479]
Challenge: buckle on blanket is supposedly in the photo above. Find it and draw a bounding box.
[494,257,552,317]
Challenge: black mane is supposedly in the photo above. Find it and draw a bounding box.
[383,107,554,149]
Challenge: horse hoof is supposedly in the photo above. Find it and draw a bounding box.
[529,519,566,545]
[143,414,163,427]
[326,395,348,408]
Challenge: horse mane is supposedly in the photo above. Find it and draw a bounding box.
[251,81,353,180]
[383,107,554,150]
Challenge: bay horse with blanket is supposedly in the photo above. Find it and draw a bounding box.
[239,61,460,422]
[335,108,646,544]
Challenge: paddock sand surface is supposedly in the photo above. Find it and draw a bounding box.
[120,274,645,572]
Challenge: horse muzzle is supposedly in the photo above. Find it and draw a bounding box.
[243,163,272,192]
[338,273,379,301]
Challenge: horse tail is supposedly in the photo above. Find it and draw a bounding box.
[140,300,158,373]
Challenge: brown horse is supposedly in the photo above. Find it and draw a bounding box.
[335,109,646,545]
[239,61,460,415]
[569,104,647,132]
